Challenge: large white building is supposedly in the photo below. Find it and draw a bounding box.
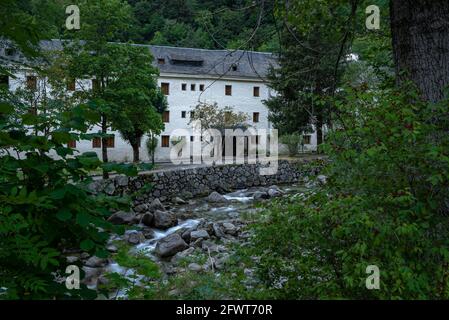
[1,40,318,162]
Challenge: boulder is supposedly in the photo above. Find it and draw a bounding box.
[125,231,145,244]
[142,228,155,239]
[66,256,79,264]
[207,191,228,203]
[84,256,107,268]
[155,234,189,257]
[222,222,238,236]
[153,210,177,229]
[106,244,118,253]
[107,211,135,225]
[171,247,195,263]
[141,212,154,226]
[81,266,102,287]
[148,198,166,212]
[267,188,282,197]
[188,263,203,272]
[173,197,187,204]
[212,223,226,238]
[317,175,327,185]
[253,191,269,200]
[190,229,210,241]
[134,203,148,213]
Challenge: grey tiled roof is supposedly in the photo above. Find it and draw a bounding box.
[1,39,277,80]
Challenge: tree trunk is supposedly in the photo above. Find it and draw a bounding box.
[132,143,140,163]
[101,115,109,179]
[316,114,323,147]
[390,0,449,102]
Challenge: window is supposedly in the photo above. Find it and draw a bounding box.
[253,86,260,97]
[181,111,186,118]
[190,111,195,118]
[190,136,194,142]
[303,135,311,144]
[158,58,165,64]
[67,79,76,91]
[105,136,115,148]
[26,76,37,90]
[92,79,100,92]
[225,85,232,96]
[162,111,170,123]
[181,83,187,91]
[199,84,205,91]
[0,75,9,88]
[253,112,260,123]
[161,135,170,147]
[68,140,76,148]
[161,82,169,95]
[92,137,101,148]
[191,84,196,91]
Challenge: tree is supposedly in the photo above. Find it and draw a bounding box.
[108,45,166,163]
[189,102,249,133]
[61,0,134,178]
[390,0,449,103]
[265,0,360,145]
[0,0,137,299]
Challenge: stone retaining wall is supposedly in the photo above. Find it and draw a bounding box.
[89,158,325,203]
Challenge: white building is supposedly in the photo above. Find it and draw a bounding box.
[0,40,318,163]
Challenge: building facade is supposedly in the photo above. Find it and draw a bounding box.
[0,40,318,163]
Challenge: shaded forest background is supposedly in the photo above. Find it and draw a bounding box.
[29,0,279,51]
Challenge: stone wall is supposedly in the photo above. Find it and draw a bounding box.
[89,158,325,202]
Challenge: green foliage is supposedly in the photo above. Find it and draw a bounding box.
[0,100,132,299]
[107,45,166,162]
[100,245,160,299]
[279,133,302,156]
[248,86,449,299]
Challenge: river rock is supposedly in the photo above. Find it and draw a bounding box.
[268,188,282,197]
[106,244,118,253]
[188,263,203,272]
[317,175,327,185]
[66,255,79,264]
[253,191,269,200]
[125,231,145,244]
[134,203,148,213]
[212,223,226,238]
[173,197,187,204]
[153,210,177,229]
[148,198,166,212]
[84,256,107,268]
[207,191,228,203]
[142,228,155,239]
[81,266,102,287]
[171,247,195,263]
[222,222,238,236]
[107,211,135,225]
[141,212,154,226]
[190,229,209,241]
[155,233,189,257]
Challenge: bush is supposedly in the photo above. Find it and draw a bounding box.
[248,86,449,299]
[280,133,302,156]
[0,101,134,299]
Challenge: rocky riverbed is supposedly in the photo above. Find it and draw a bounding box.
[67,182,312,298]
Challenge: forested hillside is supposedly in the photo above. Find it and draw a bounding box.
[28,0,279,51]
